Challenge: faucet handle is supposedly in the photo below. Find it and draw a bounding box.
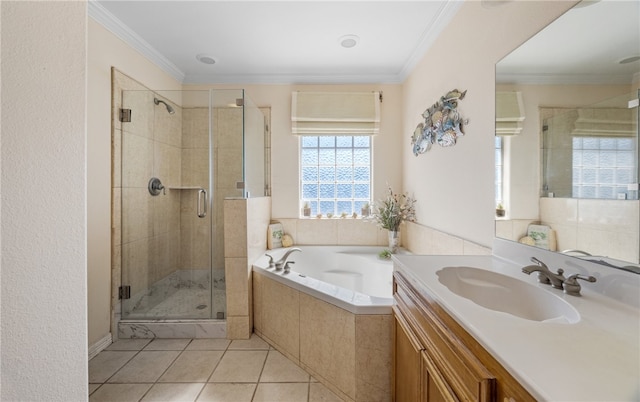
[265,253,275,268]
[563,273,596,296]
[283,261,295,274]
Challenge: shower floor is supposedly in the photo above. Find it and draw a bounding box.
[123,269,226,320]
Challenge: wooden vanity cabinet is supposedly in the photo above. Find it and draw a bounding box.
[393,271,535,402]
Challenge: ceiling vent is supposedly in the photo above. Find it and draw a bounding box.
[496,91,525,135]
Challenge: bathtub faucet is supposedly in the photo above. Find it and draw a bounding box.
[275,248,301,271]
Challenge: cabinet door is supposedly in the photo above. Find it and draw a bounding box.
[394,311,422,402]
[422,350,459,402]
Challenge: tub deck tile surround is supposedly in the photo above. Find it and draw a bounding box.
[300,293,357,399]
[253,270,392,402]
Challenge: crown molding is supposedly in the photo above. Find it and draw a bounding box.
[88,1,185,83]
[496,73,637,86]
[396,1,463,82]
[183,73,403,85]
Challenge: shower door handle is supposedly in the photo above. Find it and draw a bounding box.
[197,189,207,218]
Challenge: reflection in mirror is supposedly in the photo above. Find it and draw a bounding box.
[495,0,640,270]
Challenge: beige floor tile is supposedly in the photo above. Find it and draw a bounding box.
[186,339,230,351]
[89,383,101,395]
[89,383,152,402]
[209,350,268,383]
[228,334,270,350]
[144,338,192,351]
[260,351,309,383]
[106,339,152,351]
[159,351,224,383]
[196,383,256,402]
[89,351,137,383]
[141,383,205,402]
[252,383,309,402]
[108,351,181,383]
[309,382,344,402]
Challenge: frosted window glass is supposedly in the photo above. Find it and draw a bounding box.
[319,137,335,147]
[599,169,614,183]
[320,201,335,215]
[599,187,614,198]
[354,149,370,165]
[319,167,335,181]
[616,169,631,183]
[573,151,582,167]
[336,149,353,165]
[319,184,335,198]
[337,184,353,198]
[600,138,617,150]
[354,184,370,198]
[302,184,318,199]
[354,136,370,147]
[617,152,634,167]
[582,169,597,184]
[302,136,318,147]
[599,152,616,167]
[582,138,599,149]
[302,149,318,165]
[299,135,371,216]
[336,136,352,147]
[617,138,634,150]
[336,167,352,181]
[582,186,596,198]
[337,201,352,214]
[354,167,369,181]
[302,167,318,181]
[582,151,598,166]
[319,149,335,165]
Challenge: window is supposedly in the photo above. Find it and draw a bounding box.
[572,136,635,199]
[300,135,371,216]
[495,136,503,207]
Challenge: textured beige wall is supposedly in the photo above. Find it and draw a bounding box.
[1,2,87,399]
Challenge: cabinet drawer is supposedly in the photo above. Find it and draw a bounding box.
[395,272,495,401]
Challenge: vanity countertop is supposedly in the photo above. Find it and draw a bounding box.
[393,254,640,402]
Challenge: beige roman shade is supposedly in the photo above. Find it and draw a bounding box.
[291,91,380,135]
[496,91,525,136]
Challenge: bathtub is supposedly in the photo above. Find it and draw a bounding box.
[252,246,395,314]
[252,245,398,401]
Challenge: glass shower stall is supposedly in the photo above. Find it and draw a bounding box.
[117,89,265,321]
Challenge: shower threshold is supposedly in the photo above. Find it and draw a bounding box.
[118,318,226,339]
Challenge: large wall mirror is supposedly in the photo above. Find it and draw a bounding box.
[495,0,640,271]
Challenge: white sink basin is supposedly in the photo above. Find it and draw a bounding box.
[437,266,580,324]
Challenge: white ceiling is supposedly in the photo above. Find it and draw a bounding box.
[91,1,462,84]
[91,0,639,86]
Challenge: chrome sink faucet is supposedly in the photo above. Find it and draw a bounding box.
[521,257,566,289]
[274,248,301,271]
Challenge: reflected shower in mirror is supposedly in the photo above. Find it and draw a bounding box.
[495,0,640,269]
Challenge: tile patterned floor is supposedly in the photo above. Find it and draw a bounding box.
[89,334,344,402]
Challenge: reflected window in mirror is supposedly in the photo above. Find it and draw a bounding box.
[495,136,504,208]
[572,136,635,199]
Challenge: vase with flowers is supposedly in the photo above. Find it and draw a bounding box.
[371,186,417,253]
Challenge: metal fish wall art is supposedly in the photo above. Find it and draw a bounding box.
[411,89,469,156]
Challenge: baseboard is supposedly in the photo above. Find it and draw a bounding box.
[88,333,112,360]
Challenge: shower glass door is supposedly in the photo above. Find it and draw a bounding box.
[120,89,218,320]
